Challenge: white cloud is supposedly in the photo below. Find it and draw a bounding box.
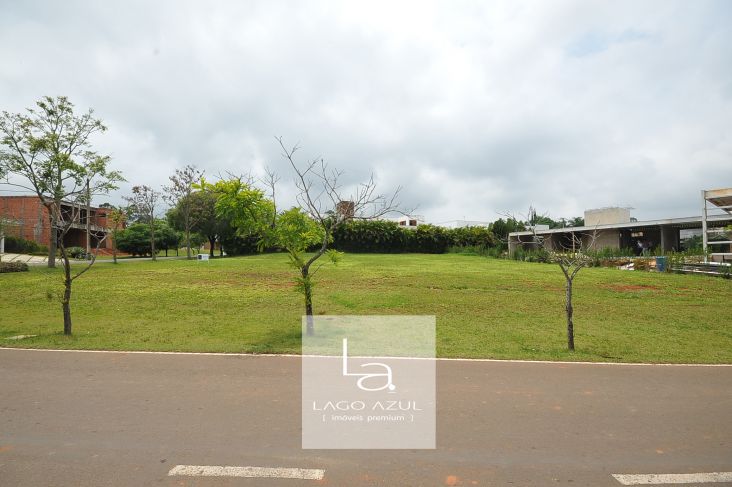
[1,0,730,222]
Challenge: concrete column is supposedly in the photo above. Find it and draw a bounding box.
[702,190,708,262]
[508,237,517,257]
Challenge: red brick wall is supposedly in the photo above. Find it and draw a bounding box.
[0,196,50,245]
[0,196,112,250]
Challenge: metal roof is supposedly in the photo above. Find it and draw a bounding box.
[509,214,732,237]
[705,188,732,214]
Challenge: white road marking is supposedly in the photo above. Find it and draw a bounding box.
[2,347,731,366]
[168,465,325,480]
[612,472,732,484]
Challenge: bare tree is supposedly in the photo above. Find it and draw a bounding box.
[164,165,204,259]
[108,206,127,264]
[276,137,403,335]
[260,165,280,229]
[552,232,597,351]
[55,201,112,334]
[504,205,597,351]
[125,185,161,261]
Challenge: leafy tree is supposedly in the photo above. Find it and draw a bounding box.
[269,207,341,313]
[156,221,180,257]
[0,96,123,334]
[491,218,525,244]
[201,177,273,257]
[569,216,585,227]
[169,189,227,257]
[163,165,204,259]
[125,185,161,261]
[116,221,178,257]
[0,95,122,268]
[115,223,152,256]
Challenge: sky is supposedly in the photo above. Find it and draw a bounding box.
[1,0,730,223]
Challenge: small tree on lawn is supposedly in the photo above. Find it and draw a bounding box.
[550,231,597,351]
[505,206,597,351]
[276,137,403,335]
[163,164,204,260]
[108,206,127,263]
[125,185,161,261]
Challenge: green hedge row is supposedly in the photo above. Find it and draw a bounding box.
[331,220,498,254]
[2,235,48,255]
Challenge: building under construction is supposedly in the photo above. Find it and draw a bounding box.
[0,196,113,251]
[508,188,732,262]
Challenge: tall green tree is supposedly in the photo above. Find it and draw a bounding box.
[0,96,122,268]
[199,178,273,256]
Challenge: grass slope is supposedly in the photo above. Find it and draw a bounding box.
[1,253,730,363]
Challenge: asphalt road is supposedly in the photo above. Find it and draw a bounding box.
[0,349,730,486]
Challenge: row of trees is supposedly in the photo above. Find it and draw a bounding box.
[1,95,589,350]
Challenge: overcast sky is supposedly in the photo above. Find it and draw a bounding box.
[1,0,730,223]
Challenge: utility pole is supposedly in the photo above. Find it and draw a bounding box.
[85,177,91,257]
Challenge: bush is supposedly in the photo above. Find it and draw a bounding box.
[511,246,550,263]
[219,232,262,256]
[3,235,41,254]
[0,261,29,273]
[67,246,87,259]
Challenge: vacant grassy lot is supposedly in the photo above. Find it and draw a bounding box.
[1,253,730,363]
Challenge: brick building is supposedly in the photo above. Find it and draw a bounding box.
[0,196,113,250]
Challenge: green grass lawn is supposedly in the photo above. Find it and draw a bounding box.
[1,253,730,363]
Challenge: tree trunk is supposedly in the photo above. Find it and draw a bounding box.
[150,223,157,262]
[62,253,73,335]
[48,214,57,268]
[113,246,117,264]
[185,228,191,259]
[209,236,215,257]
[302,267,314,336]
[565,277,575,351]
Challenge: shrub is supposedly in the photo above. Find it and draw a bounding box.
[219,232,262,255]
[3,235,41,254]
[511,246,550,263]
[0,261,29,273]
[67,246,87,259]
